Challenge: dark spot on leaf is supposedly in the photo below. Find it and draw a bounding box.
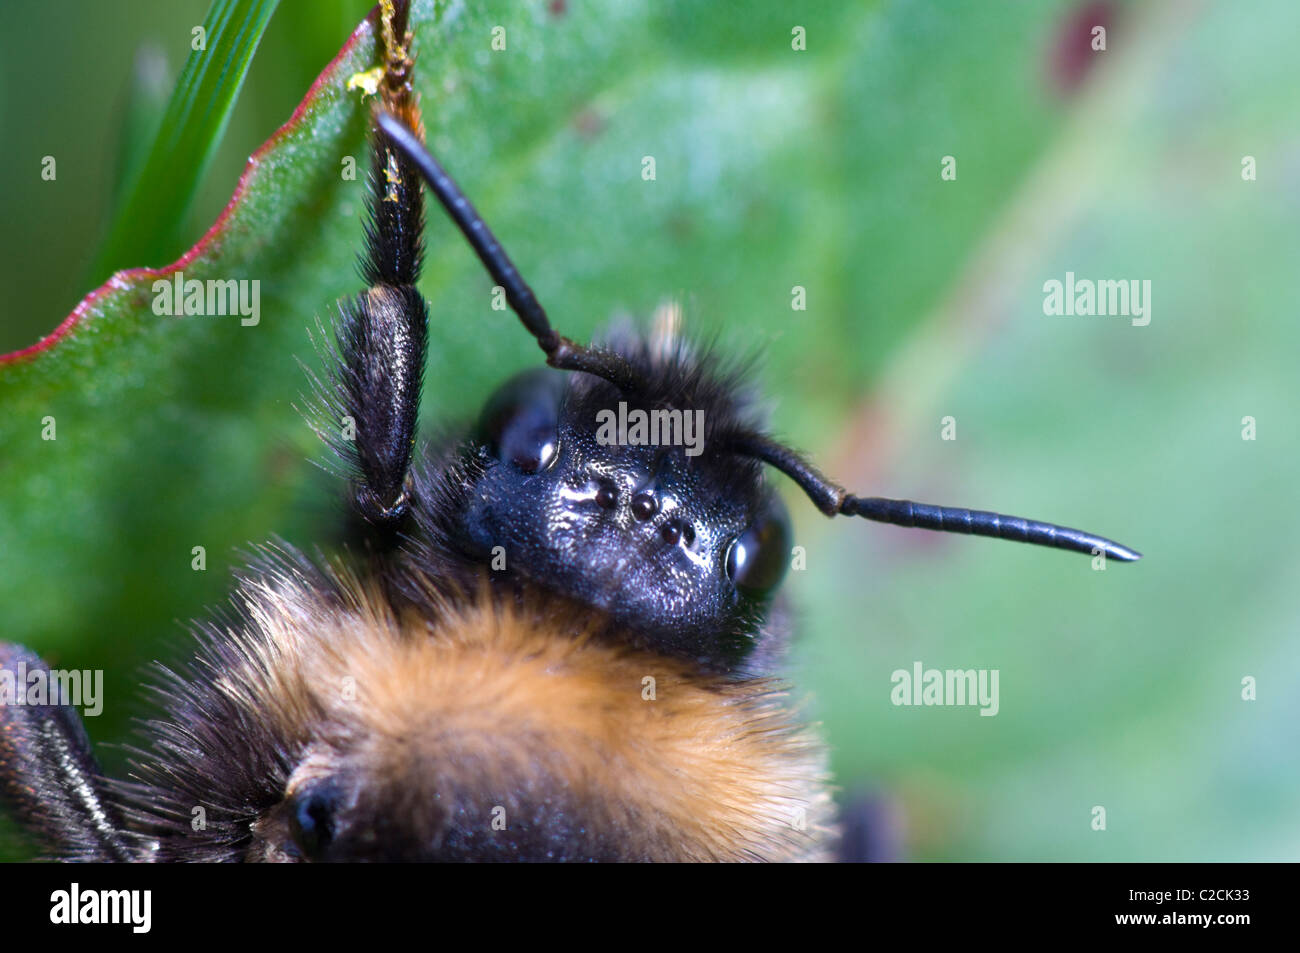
[1048,0,1116,97]
[572,107,605,139]
[667,212,693,241]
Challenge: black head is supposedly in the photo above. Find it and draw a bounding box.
[462,339,792,665]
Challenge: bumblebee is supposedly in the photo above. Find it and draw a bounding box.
[0,1,1138,862]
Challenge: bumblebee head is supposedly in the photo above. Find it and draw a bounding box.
[457,336,792,668]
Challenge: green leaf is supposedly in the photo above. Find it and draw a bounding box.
[90,0,280,280]
[797,0,1300,861]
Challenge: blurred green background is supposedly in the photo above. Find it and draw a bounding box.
[1,0,1296,861]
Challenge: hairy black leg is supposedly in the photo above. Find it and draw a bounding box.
[332,280,427,527]
[325,1,429,533]
[0,644,139,861]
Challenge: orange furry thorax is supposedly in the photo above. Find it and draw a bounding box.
[223,572,835,861]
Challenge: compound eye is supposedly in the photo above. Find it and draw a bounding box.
[478,368,563,474]
[724,496,792,596]
[288,782,342,862]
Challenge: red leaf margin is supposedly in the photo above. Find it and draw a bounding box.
[0,7,380,367]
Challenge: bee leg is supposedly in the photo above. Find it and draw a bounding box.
[0,644,139,861]
[836,789,903,863]
[323,0,429,535]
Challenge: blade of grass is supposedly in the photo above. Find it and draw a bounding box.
[108,44,171,219]
[89,0,280,281]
